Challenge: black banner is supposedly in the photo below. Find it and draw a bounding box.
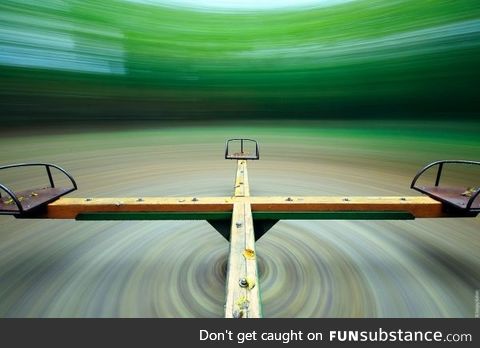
[0,319,477,347]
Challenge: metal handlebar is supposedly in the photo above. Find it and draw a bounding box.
[225,139,259,160]
[0,163,77,215]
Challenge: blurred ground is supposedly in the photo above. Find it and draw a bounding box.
[0,121,478,317]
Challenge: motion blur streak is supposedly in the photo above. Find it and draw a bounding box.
[1,0,479,121]
[0,0,479,317]
[0,125,479,317]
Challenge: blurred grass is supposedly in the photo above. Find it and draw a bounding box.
[2,121,479,168]
[1,0,479,121]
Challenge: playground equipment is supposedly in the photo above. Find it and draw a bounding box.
[0,139,479,318]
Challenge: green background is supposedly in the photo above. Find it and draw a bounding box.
[1,0,479,123]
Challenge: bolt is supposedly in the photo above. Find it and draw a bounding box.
[233,310,243,318]
[400,197,406,201]
[85,198,93,202]
[236,222,242,228]
[286,197,293,201]
[343,198,350,202]
[192,197,198,202]
[136,198,144,202]
[239,278,248,288]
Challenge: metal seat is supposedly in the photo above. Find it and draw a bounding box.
[411,160,479,214]
[0,163,77,216]
[225,139,259,160]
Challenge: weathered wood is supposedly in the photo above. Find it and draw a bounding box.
[46,197,233,219]
[249,196,444,218]
[225,202,261,318]
[243,202,261,317]
[225,160,261,318]
[252,211,415,220]
[234,160,250,197]
[75,212,233,221]
[43,195,444,219]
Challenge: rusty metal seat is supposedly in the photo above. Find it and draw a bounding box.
[411,160,480,214]
[0,163,77,216]
[225,139,259,160]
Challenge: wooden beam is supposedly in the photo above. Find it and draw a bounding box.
[46,197,233,219]
[225,202,261,318]
[41,195,445,219]
[72,210,414,221]
[252,211,415,220]
[75,212,233,221]
[249,196,444,218]
[234,160,250,197]
[225,161,261,318]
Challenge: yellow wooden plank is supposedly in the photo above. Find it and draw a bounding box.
[44,195,445,219]
[243,202,261,317]
[225,203,246,318]
[225,202,261,318]
[46,197,234,219]
[249,196,444,218]
[234,160,250,197]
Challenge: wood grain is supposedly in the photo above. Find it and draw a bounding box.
[225,202,261,318]
[45,196,444,219]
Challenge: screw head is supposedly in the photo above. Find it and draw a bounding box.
[239,278,248,288]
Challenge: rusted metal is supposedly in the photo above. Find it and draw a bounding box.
[414,186,479,212]
[0,163,77,215]
[0,187,73,215]
[411,160,480,213]
[225,139,259,160]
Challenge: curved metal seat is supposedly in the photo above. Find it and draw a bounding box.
[225,139,259,160]
[411,160,479,214]
[0,163,77,216]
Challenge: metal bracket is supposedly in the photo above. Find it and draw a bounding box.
[207,218,278,241]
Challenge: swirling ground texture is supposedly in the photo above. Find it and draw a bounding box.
[0,0,479,319]
[0,124,478,317]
